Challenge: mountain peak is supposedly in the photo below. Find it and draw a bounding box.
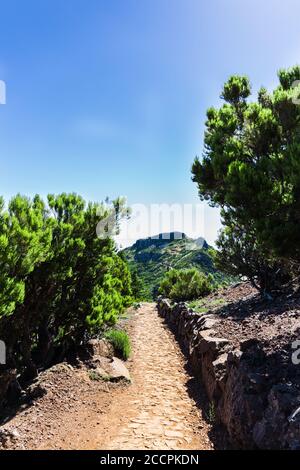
[132,232,187,250]
[123,233,231,300]
[151,231,187,241]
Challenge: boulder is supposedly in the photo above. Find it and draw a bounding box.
[199,316,218,331]
[87,339,114,358]
[109,357,131,382]
[93,356,131,382]
[197,330,230,356]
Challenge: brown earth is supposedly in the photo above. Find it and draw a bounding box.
[199,282,300,354]
[0,304,213,450]
[158,283,300,449]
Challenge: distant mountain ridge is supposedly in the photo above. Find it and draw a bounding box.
[123,232,232,300]
[132,232,209,251]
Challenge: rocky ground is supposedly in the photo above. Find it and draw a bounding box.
[3,283,298,450]
[198,282,300,349]
[0,304,213,450]
[158,282,300,449]
[193,282,300,387]
[0,363,127,450]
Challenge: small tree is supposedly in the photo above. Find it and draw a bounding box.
[130,268,144,301]
[216,213,290,297]
[192,66,300,293]
[159,268,214,301]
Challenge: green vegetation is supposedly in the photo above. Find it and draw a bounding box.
[0,193,133,382]
[130,267,144,301]
[192,66,300,296]
[158,268,214,302]
[123,233,234,300]
[188,297,227,314]
[105,329,131,360]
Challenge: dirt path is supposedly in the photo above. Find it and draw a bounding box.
[97,303,212,450]
[1,303,212,450]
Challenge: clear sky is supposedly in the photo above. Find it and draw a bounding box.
[1,0,300,246]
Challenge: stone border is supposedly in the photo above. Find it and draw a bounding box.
[157,298,300,450]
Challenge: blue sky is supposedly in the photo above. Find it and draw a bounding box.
[0,0,300,245]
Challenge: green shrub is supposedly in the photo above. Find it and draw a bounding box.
[0,193,134,382]
[104,329,131,360]
[159,268,214,301]
[158,269,180,297]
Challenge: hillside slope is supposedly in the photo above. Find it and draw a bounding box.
[122,232,233,300]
